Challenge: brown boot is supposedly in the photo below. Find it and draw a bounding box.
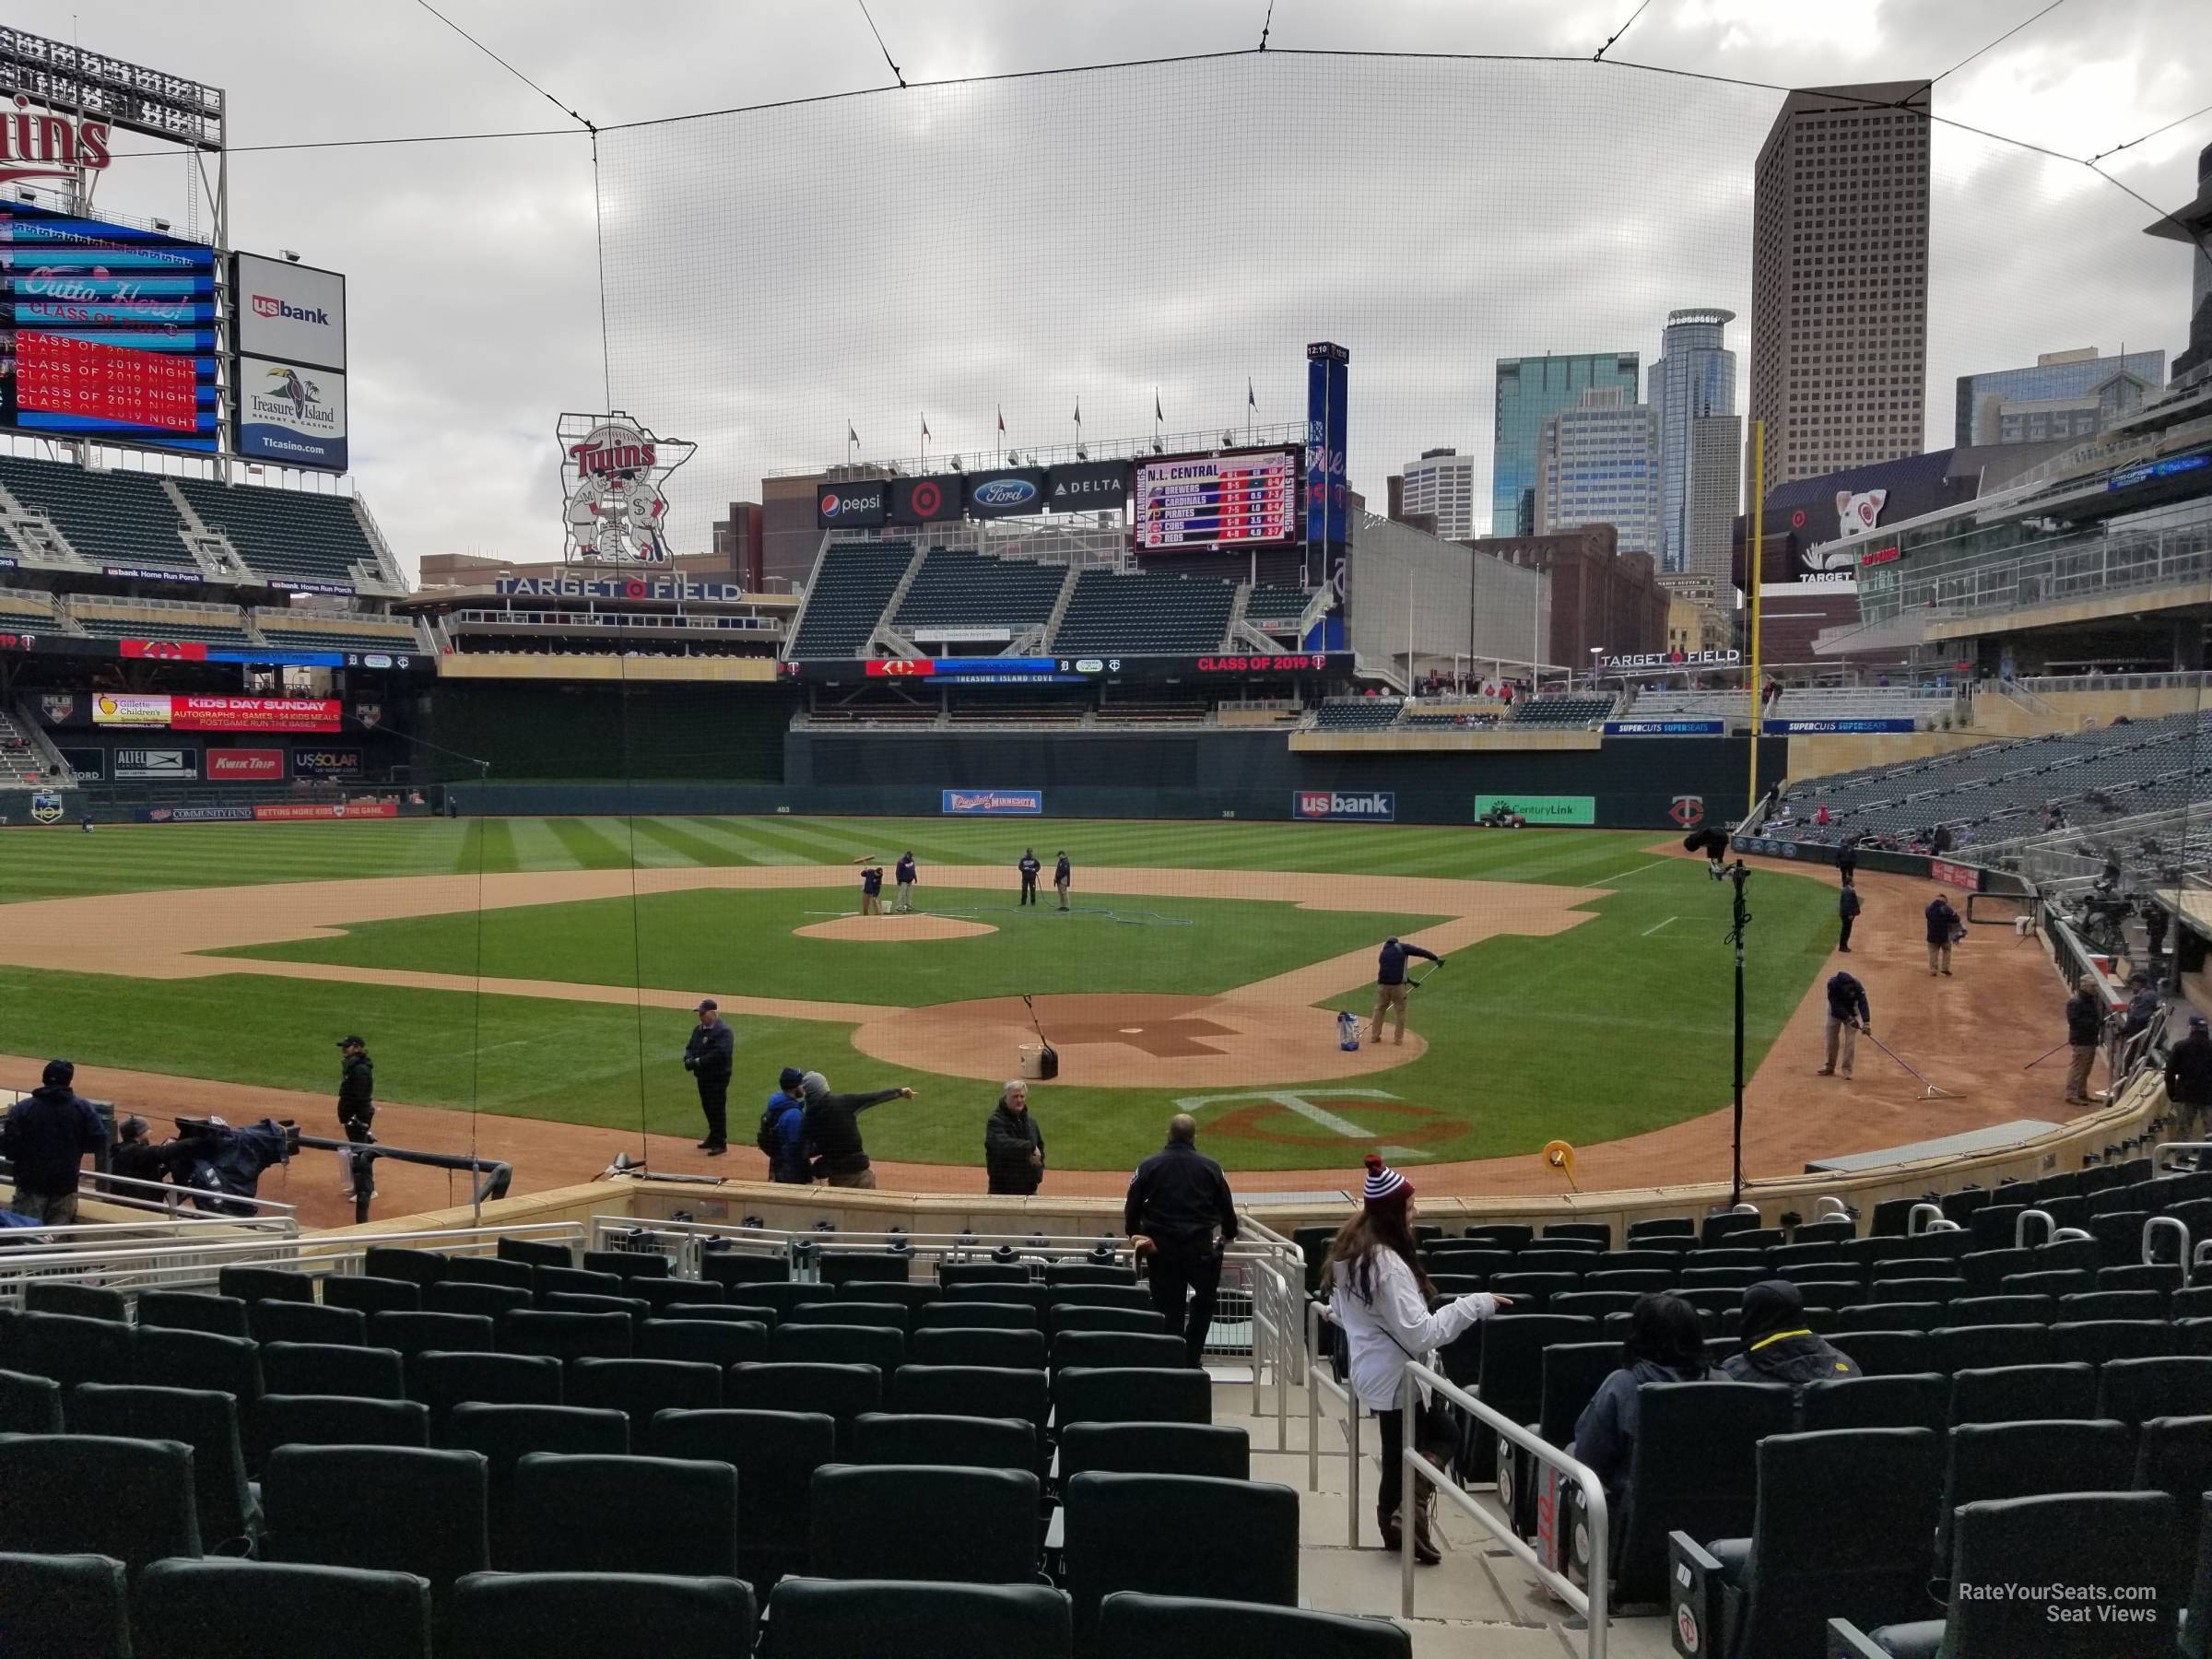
[1412,1487,1442,1565]
[1377,1502,1403,1551]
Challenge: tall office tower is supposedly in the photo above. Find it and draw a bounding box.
[1398,447,1477,540]
[1650,309,1738,574]
[1687,414,1743,582]
[1534,387,1661,561]
[1493,352,1641,536]
[1748,81,1932,490]
[1954,347,2165,446]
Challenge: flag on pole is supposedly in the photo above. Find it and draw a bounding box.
[847,422,858,445]
[1074,399,1082,427]
[1247,378,1256,409]
[1154,389,1162,422]
[996,406,1005,433]
[921,414,930,440]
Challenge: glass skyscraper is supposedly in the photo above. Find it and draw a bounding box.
[1492,351,1641,536]
[1650,309,1737,574]
[1535,387,1661,562]
[1952,347,2166,448]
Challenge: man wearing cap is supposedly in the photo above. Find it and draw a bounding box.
[335,1035,377,1198]
[2065,974,2107,1107]
[2120,972,2162,1041]
[893,851,918,914]
[1924,890,1960,977]
[683,1001,735,1156]
[1371,936,1441,1047]
[108,1113,170,1194]
[2167,1015,2212,1142]
[1124,1113,1240,1366]
[762,1066,811,1183]
[1818,970,1870,1080]
[1053,851,1072,912]
[2,1059,108,1224]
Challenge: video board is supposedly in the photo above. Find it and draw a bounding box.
[1133,445,1300,552]
[0,201,218,452]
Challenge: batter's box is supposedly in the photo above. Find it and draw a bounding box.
[1174,1088,1465,1159]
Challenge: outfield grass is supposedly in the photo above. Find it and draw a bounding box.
[0,817,1838,1170]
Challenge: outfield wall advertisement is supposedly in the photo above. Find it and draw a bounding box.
[1292,789,1394,821]
[1476,794,1595,826]
[90,694,342,732]
[942,789,1042,815]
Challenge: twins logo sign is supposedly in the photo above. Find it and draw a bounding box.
[558,412,696,562]
[1669,794,1705,828]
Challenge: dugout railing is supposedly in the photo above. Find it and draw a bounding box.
[582,1214,1304,1437]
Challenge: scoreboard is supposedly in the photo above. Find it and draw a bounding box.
[1134,445,1300,552]
[0,202,220,453]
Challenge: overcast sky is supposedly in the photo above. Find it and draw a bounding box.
[64,0,2212,575]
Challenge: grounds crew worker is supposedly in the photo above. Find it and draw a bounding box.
[1371,936,1441,1047]
[2167,1014,2212,1142]
[1818,970,1869,1080]
[2065,974,2106,1107]
[894,851,918,914]
[1125,1113,1239,1366]
[2,1059,107,1225]
[801,1069,917,1189]
[1837,883,1861,953]
[336,1035,377,1199]
[1018,848,1042,907]
[1053,851,1072,912]
[684,999,735,1156]
[1924,890,1960,976]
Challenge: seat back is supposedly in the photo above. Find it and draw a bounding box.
[771,1323,906,1371]
[68,1382,255,1550]
[699,1251,792,1289]
[1095,1592,1406,1659]
[891,1365,1050,1444]
[449,1255,536,1291]
[446,1403,629,1566]
[1470,1314,1599,1477]
[261,1443,487,1588]
[2052,1320,2174,1365]
[2098,1357,2212,1425]
[1058,1422,1250,1482]
[565,1357,722,1435]
[254,1395,430,1465]
[1616,1381,1794,1600]
[1534,1342,1624,1448]
[216,1266,312,1305]
[1063,1473,1298,1655]
[1943,1491,2180,1656]
[444,1570,757,1659]
[1729,1428,1944,1656]
[1927,1323,2050,1374]
[819,1253,912,1288]
[912,1327,1048,1370]
[1046,1305,1171,1338]
[15,1311,135,1389]
[636,1318,768,1368]
[321,1277,422,1317]
[423,1282,533,1321]
[1947,1362,2098,1426]
[723,1361,882,1450]
[809,1462,1041,1583]
[409,1351,563,1425]
[0,1432,201,1575]
[0,1367,62,1433]
[133,1559,433,1659]
[134,1291,250,1339]
[1945,1294,2055,1327]
[917,1300,1035,1331]
[765,1578,1073,1659]
[1049,1331,1185,1371]
[851,1411,1035,1471]
[790,1300,910,1334]
[499,1309,632,1362]
[647,1407,836,1587]
[582,1249,669,1280]
[629,1279,723,1316]
[2135,1415,2212,1605]
[252,1300,368,1347]
[0,1549,130,1659]
[1936,1418,2135,1571]
[134,1327,261,1403]
[510,1453,738,1577]
[261,1341,405,1401]
[364,1246,451,1287]
[1796,1373,1947,1433]
[24,1282,127,1323]
[540,1292,651,1329]
[1825,1329,1928,1376]
[1053,1366,1210,1427]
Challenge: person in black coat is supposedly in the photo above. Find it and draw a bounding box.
[800,1069,916,1189]
[335,1035,378,1197]
[1721,1281,1859,1391]
[1018,849,1041,907]
[983,1080,1044,1195]
[1571,1293,1710,1511]
[1820,971,1869,1079]
[1837,883,1862,953]
[2,1059,107,1225]
[1124,1113,1239,1365]
[1924,892,1960,976]
[1835,840,1857,887]
[1053,851,1072,912]
[2166,1014,2212,1140]
[682,1000,735,1155]
[2065,974,2107,1106]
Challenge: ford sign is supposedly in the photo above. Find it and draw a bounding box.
[972,477,1038,508]
[1293,790,1395,822]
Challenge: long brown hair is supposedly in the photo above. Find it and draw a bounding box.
[1323,1202,1433,1306]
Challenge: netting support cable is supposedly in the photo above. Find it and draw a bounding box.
[855,0,907,88]
[1930,0,2068,86]
[621,678,651,1166]
[592,133,613,413]
[466,760,488,1225]
[410,0,596,133]
[1591,0,1652,63]
[1257,1,1276,52]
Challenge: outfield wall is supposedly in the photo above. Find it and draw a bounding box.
[448,730,1788,830]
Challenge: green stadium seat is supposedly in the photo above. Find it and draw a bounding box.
[912,1327,1048,1370]
[808,1462,1041,1583]
[1947,1363,2097,1427]
[789,1300,911,1334]
[371,1310,496,1361]
[582,1249,669,1280]
[511,1453,739,1576]
[134,1328,260,1404]
[1053,1366,1210,1428]
[445,1570,756,1659]
[771,1322,905,1371]
[260,1341,403,1399]
[1044,1305,1171,1338]
[629,1278,721,1316]
[2098,1357,2212,1424]
[0,1433,201,1576]
[635,1316,767,1366]
[539,1291,651,1330]
[261,1444,488,1592]
[1797,1373,1947,1434]
[133,1559,432,1659]
[499,1309,631,1361]
[217,1266,312,1305]
[1063,1473,1298,1656]
[24,1283,128,1323]
[252,1300,367,1347]
[920,1300,1038,1330]
[564,1356,722,1435]
[69,1382,259,1549]
[0,1550,131,1659]
[407,1350,563,1430]
[1058,1422,1250,1481]
[765,1578,1072,1659]
[135,1291,250,1338]
[492,1238,571,1270]
[447,1402,629,1568]
[699,1251,791,1289]
[364,1246,450,1286]
[422,1281,531,1321]
[321,1276,421,1317]
[1099,1592,1408,1658]
[647,1406,835,1588]
[0,1367,63,1433]
[1933,1419,2133,1582]
[1049,1331,1184,1372]
[851,1410,1034,1471]
[14,1312,135,1390]
[665,1300,779,1327]
[447,1256,535,1291]
[254,1395,430,1465]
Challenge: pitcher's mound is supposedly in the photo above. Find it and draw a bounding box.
[795,913,998,942]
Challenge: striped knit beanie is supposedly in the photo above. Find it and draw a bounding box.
[1362,1153,1411,1208]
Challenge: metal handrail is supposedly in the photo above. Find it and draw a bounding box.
[1907,1203,1946,1235]
[83,1167,299,1225]
[2015,1207,2057,1248]
[1305,1299,1362,1547]
[0,1220,588,1297]
[1400,1360,1609,1656]
[2157,1142,2212,1171]
[2146,1216,2190,1278]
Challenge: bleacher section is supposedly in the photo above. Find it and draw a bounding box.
[1770,686,1954,726]
[1779,711,2212,848]
[788,542,916,659]
[70,604,259,652]
[170,476,397,593]
[1050,570,1237,655]
[1243,585,1312,626]
[0,706,58,787]
[893,548,1065,633]
[1510,693,1618,727]
[1401,710,1500,730]
[252,610,427,656]
[1312,698,1404,731]
[1628,688,1750,720]
[0,587,63,627]
[0,455,200,577]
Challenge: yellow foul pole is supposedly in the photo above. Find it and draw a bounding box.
[1747,419,1766,819]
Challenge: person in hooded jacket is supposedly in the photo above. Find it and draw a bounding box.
[2166,1014,2212,1141]
[1571,1293,1711,1510]
[800,1069,916,1189]
[2,1059,107,1224]
[762,1067,811,1184]
[1721,1280,1859,1389]
[983,1079,1044,1195]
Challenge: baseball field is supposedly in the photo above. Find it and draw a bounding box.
[0,813,1849,1176]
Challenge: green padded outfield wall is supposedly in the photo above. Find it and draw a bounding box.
[426,681,793,783]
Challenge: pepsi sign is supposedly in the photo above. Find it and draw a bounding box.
[964,469,1048,519]
[816,481,888,528]
[1293,789,1394,822]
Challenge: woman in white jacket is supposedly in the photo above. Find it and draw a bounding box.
[1325,1155,1506,1562]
